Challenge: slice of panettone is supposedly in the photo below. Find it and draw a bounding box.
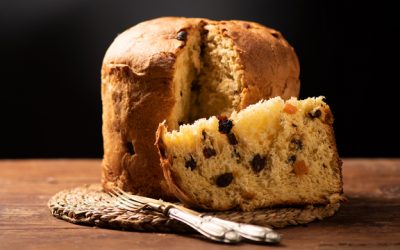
[156,97,343,211]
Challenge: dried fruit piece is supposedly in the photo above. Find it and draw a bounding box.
[218,118,233,134]
[185,156,196,170]
[203,147,216,158]
[176,30,187,41]
[251,154,267,173]
[287,155,296,164]
[216,173,234,187]
[308,109,322,119]
[241,190,256,199]
[283,103,297,114]
[290,138,303,150]
[293,160,308,175]
[227,133,238,145]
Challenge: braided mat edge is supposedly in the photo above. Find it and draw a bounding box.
[48,184,340,233]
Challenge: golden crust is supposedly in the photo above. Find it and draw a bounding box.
[101,17,300,199]
[102,17,204,198]
[101,65,175,198]
[215,20,300,108]
[322,107,344,195]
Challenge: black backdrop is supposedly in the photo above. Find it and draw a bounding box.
[0,0,398,158]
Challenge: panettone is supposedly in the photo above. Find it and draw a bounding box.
[101,17,300,198]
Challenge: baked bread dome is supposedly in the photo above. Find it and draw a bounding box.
[101,17,300,198]
[156,97,343,211]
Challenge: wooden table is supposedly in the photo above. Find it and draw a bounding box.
[0,159,399,249]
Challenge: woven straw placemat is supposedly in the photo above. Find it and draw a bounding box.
[48,184,340,233]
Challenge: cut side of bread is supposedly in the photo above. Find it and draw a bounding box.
[156,97,343,211]
[167,21,246,130]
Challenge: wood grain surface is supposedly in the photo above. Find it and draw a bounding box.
[0,159,399,249]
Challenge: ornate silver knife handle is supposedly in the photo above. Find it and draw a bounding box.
[159,204,280,244]
[201,215,281,243]
[109,188,281,244]
[164,205,241,243]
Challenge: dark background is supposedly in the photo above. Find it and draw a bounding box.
[0,0,398,158]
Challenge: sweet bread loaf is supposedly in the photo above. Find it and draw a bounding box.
[101,17,300,198]
[156,97,343,211]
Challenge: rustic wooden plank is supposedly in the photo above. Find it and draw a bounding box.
[0,159,399,249]
[343,158,400,198]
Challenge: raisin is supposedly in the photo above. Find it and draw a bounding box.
[126,141,135,155]
[290,138,303,150]
[293,160,308,175]
[227,133,238,145]
[185,156,196,170]
[218,119,234,134]
[180,91,183,97]
[308,109,322,119]
[178,121,184,126]
[287,155,296,164]
[251,154,266,173]
[203,147,216,158]
[176,30,187,41]
[216,173,233,187]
